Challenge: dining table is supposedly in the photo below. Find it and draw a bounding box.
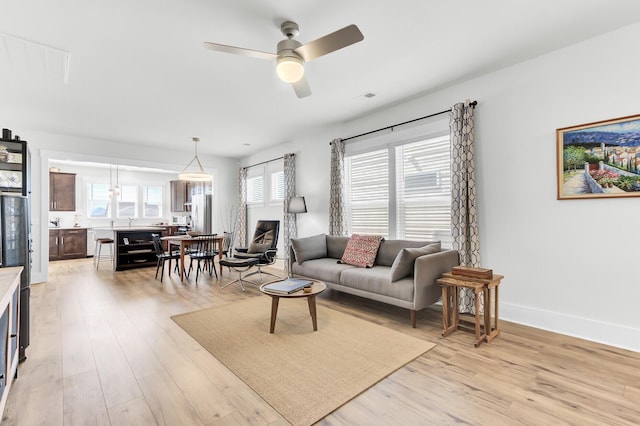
[161,234,225,282]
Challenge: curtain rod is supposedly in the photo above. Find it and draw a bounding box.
[243,154,289,170]
[339,100,477,143]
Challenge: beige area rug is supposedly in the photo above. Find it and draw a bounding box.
[171,297,436,426]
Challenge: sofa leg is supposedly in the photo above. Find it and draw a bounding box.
[410,310,417,328]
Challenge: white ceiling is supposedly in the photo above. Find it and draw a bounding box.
[2,0,640,158]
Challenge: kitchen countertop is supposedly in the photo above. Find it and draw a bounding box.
[92,226,167,232]
[48,226,88,230]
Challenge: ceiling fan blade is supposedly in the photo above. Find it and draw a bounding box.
[292,76,312,98]
[294,24,364,62]
[203,42,276,61]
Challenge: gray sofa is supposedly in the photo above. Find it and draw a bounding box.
[289,234,459,327]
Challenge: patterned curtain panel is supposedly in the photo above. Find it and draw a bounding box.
[329,138,347,236]
[283,153,296,274]
[237,167,248,249]
[450,100,482,314]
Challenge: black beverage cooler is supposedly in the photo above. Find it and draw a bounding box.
[0,129,31,362]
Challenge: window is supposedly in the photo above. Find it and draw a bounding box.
[270,170,285,202]
[345,149,389,236]
[396,136,451,245]
[117,185,138,218]
[143,185,163,218]
[245,159,285,206]
[345,134,452,247]
[87,183,111,218]
[246,175,264,204]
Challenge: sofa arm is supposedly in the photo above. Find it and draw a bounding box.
[413,249,460,310]
[288,245,297,272]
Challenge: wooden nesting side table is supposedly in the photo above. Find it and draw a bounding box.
[436,271,504,347]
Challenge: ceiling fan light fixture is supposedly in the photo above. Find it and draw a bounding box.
[276,55,304,83]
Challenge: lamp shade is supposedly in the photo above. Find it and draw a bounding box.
[287,196,307,214]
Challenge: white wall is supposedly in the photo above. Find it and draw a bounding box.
[249,23,640,351]
[16,129,239,284]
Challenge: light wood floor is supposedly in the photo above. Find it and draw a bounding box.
[2,258,639,425]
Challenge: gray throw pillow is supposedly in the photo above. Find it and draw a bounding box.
[291,234,327,263]
[389,242,441,282]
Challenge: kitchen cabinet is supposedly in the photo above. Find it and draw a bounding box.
[0,135,30,197]
[49,172,76,211]
[49,228,87,260]
[114,228,168,271]
[0,267,22,418]
[170,180,190,212]
[170,180,212,213]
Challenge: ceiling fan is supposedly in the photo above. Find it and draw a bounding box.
[203,21,364,98]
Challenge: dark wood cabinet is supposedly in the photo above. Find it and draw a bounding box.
[115,228,168,271]
[49,230,61,261]
[170,180,190,212]
[49,172,76,211]
[49,228,87,260]
[170,180,212,212]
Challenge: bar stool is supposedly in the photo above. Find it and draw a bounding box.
[94,237,115,270]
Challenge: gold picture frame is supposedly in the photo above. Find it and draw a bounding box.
[557,114,640,199]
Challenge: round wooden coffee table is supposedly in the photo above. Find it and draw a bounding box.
[259,280,327,333]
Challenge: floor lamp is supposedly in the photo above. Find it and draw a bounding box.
[286,196,307,276]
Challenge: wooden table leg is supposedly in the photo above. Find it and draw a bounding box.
[441,285,450,332]
[487,284,501,342]
[180,241,186,282]
[452,285,459,329]
[484,286,490,342]
[440,285,458,337]
[308,295,318,331]
[269,296,280,333]
[473,287,481,346]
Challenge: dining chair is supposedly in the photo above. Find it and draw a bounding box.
[151,234,180,282]
[187,234,219,282]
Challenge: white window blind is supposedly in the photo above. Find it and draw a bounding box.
[270,170,285,202]
[345,149,389,237]
[246,176,264,204]
[396,135,452,246]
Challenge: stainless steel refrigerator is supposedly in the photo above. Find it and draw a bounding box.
[191,193,212,234]
[0,195,30,362]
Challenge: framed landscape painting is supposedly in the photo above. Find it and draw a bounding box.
[557,114,640,199]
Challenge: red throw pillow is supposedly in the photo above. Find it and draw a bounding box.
[340,234,384,268]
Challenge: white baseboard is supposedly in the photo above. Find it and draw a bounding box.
[501,302,640,353]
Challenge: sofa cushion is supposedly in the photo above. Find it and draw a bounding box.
[339,266,415,302]
[291,234,327,263]
[326,235,349,259]
[375,239,438,267]
[292,258,356,284]
[340,234,384,268]
[390,242,441,282]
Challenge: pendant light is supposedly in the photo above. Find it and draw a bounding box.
[114,164,121,197]
[179,137,211,181]
[108,164,114,199]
